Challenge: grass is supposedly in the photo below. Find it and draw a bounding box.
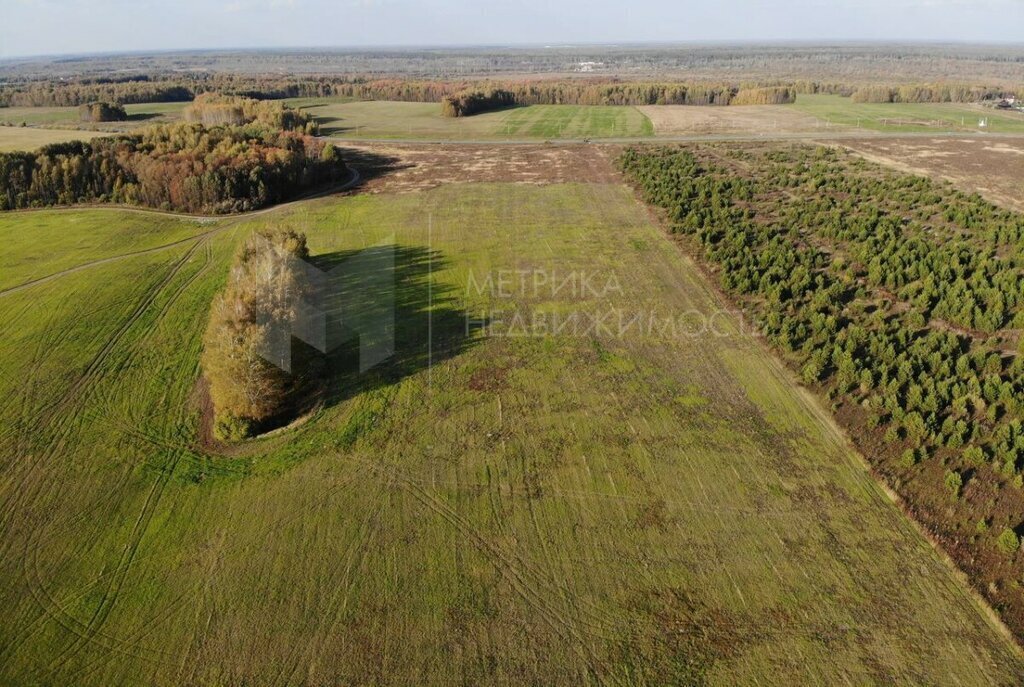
[0,101,190,152]
[0,210,214,291]
[0,101,188,128]
[0,181,1021,685]
[292,99,654,140]
[0,125,102,152]
[795,93,1024,134]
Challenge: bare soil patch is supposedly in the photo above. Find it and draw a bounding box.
[839,137,1024,213]
[342,142,623,193]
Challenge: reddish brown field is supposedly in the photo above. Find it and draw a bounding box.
[342,142,623,193]
[839,137,1024,213]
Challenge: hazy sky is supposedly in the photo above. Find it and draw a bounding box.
[2,0,1023,58]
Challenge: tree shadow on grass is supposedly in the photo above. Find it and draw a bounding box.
[191,244,480,472]
[332,145,414,190]
[309,243,479,407]
[125,112,162,122]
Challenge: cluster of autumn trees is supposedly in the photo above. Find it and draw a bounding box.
[728,86,797,106]
[78,101,127,122]
[203,229,321,440]
[441,88,515,117]
[620,143,1024,628]
[0,118,346,213]
[182,93,318,133]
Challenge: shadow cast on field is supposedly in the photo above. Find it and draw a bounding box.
[335,146,412,190]
[311,243,478,406]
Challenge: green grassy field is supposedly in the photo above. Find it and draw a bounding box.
[1,180,1022,685]
[0,102,188,129]
[0,101,190,151]
[794,94,1024,133]
[291,99,654,140]
[0,210,214,292]
[0,125,103,151]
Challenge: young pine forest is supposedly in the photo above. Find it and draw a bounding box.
[620,143,1024,635]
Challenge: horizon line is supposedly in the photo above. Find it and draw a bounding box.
[4,38,1024,63]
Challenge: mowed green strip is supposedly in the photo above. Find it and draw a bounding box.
[295,99,653,139]
[0,184,1021,685]
[795,93,1024,133]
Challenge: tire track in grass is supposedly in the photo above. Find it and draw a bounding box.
[5,168,367,679]
[111,239,214,434]
[0,304,71,544]
[10,242,203,675]
[64,586,199,685]
[18,525,175,670]
[39,447,184,680]
[1,469,154,667]
[2,241,201,580]
[353,437,629,640]
[356,457,616,682]
[32,241,214,672]
[276,464,393,687]
[0,228,218,298]
[34,237,205,429]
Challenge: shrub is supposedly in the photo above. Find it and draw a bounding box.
[900,448,918,468]
[963,445,986,465]
[214,415,255,442]
[996,528,1020,555]
[944,469,963,498]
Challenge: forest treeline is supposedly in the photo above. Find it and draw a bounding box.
[203,229,322,440]
[850,83,1015,103]
[2,73,1014,108]
[620,143,1024,638]
[0,107,346,213]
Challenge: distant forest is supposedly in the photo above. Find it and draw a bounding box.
[0,97,345,213]
[3,44,1023,85]
[0,73,1015,109]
